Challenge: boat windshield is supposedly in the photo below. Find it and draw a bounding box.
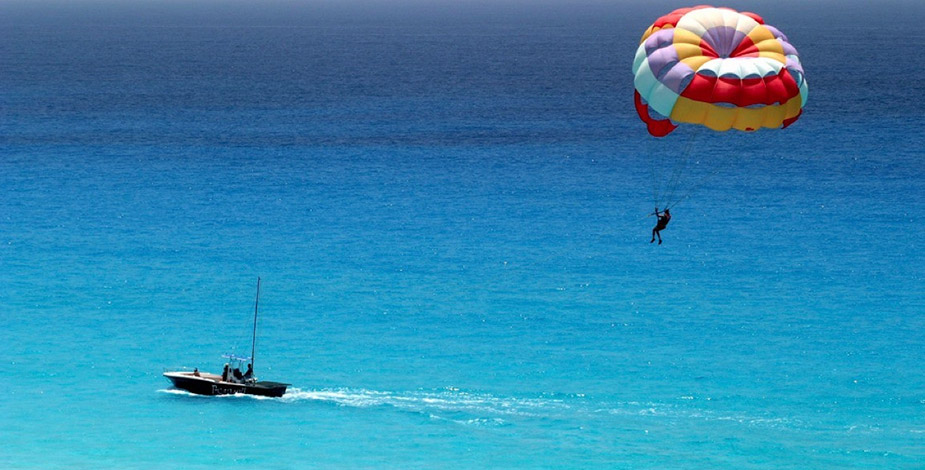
[222,354,252,364]
[221,354,255,382]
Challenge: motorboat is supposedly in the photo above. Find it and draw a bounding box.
[163,278,289,398]
[163,356,289,398]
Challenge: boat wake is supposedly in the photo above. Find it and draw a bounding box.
[288,389,812,430]
[280,387,581,426]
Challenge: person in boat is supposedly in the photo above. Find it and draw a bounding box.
[193,368,201,377]
[222,363,231,382]
[243,363,254,380]
[233,367,244,382]
[650,207,671,245]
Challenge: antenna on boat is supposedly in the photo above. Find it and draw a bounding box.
[251,276,261,372]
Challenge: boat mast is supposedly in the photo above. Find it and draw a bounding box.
[251,277,261,371]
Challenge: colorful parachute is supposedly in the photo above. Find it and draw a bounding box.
[632,5,808,137]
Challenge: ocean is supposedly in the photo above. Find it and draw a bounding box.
[1,1,923,468]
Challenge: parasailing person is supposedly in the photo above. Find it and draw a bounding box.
[650,207,671,244]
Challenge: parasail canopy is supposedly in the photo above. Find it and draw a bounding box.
[632,5,808,137]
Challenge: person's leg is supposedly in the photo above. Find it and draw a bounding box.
[651,228,656,243]
[656,229,662,244]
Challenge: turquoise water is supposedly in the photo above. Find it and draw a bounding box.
[2,1,923,468]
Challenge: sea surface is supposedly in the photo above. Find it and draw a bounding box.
[1,1,923,468]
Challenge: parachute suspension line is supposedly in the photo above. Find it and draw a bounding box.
[652,154,662,208]
[648,146,658,207]
[648,134,666,208]
[660,127,701,209]
[661,151,689,208]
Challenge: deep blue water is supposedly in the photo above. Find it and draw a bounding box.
[1,1,923,468]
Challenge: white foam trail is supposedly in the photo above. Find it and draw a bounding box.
[159,388,193,396]
[279,387,574,425]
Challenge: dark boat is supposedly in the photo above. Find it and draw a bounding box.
[163,278,290,398]
[163,368,289,398]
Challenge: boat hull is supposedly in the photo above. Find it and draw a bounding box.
[163,372,288,398]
